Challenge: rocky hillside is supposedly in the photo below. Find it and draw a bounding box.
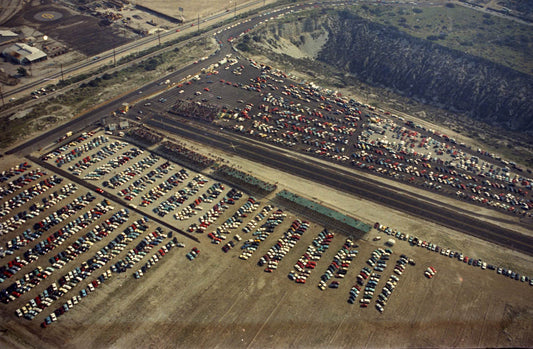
[251,11,533,134]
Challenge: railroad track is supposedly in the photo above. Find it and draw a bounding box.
[147,117,533,256]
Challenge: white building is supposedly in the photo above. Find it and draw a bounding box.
[2,43,47,64]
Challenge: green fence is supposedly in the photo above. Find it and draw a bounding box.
[277,190,371,233]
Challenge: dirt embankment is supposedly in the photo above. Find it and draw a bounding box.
[250,10,533,136]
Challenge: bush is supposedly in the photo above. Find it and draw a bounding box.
[413,8,423,14]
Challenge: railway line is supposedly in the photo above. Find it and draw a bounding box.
[147,116,533,256]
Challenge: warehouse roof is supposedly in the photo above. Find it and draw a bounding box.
[2,43,47,63]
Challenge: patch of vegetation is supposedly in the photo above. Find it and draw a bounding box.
[352,3,533,75]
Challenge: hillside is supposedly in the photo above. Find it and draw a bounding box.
[246,9,533,135]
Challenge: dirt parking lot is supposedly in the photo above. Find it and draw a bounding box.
[0,132,531,348]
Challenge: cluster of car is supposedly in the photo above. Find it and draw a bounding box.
[0,199,119,302]
[0,175,64,218]
[239,209,287,260]
[258,219,309,273]
[424,266,437,279]
[41,131,97,161]
[82,147,144,180]
[153,175,209,217]
[172,178,215,220]
[2,191,99,266]
[208,196,257,244]
[376,272,403,313]
[112,227,170,273]
[15,216,151,320]
[206,51,532,216]
[186,247,200,261]
[318,238,358,290]
[116,161,176,201]
[40,269,113,328]
[49,135,109,168]
[139,169,189,206]
[0,162,32,183]
[375,222,532,285]
[99,153,160,190]
[0,183,78,238]
[241,204,274,234]
[188,190,242,237]
[133,235,185,279]
[366,247,392,273]
[0,168,48,201]
[289,228,334,284]
[66,141,129,176]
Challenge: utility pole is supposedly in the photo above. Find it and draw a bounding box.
[60,63,64,82]
[234,1,237,18]
[158,31,161,46]
[197,13,200,32]
[113,48,116,66]
[0,86,4,107]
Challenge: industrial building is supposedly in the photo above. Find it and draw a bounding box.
[2,43,47,64]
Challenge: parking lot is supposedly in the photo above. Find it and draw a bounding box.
[130,45,533,219]
[0,128,531,348]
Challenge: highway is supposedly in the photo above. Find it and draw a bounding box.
[2,0,272,99]
[4,1,533,257]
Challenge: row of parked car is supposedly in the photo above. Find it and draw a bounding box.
[288,229,334,284]
[318,238,358,290]
[0,175,64,218]
[0,198,118,301]
[67,141,129,176]
[259,219,309,273]
[16,217,150,320]
[0,168,47,200]
[375,222,533,285]
[239,209,287,260]
[0,183,78,238]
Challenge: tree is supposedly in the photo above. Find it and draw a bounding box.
[17,67,28,77]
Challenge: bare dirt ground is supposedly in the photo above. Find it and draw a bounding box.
[137,0,279,22]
